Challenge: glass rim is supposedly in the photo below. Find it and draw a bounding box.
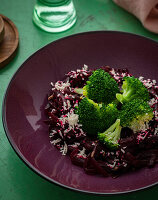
[38,0,71,6]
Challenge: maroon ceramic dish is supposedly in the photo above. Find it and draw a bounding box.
[2,31,158,195]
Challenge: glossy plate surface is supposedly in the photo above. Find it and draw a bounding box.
[3,31,158,194]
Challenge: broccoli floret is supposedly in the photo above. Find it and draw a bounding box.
[76,97,118,136]
[98,119,121,150]
[75,69,119,104]
[76,97,102,135]
[100,103,119,130]
[116,76,149,104]
[120,99,153,133]
[98,99,153,150]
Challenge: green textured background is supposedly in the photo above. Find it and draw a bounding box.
[0,0,158,199]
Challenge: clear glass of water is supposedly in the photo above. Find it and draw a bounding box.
[33,0,77,33]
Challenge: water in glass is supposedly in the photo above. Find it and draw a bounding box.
[33,0,77,32]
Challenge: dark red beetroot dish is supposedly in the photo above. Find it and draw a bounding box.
[45,65,158,178]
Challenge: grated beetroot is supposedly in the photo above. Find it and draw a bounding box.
[45,65,158,177]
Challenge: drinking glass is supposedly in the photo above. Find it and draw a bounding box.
[33,0,77,33]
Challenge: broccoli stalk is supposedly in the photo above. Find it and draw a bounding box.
[116,76,149,104]
[98,119,122,150]
[74,88,84,95]
[74,86,88,97]
[98,99,153,150]
[74,69,119,104]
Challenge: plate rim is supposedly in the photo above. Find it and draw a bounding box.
[2,30,158,195]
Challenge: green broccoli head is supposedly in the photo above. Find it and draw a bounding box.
[85,69,119,104]
[98,99,153,150]
[98,119,121,150]
[76,97,102,135]
[76,97,118,136]
[75,69,119,104]
[120,99,153,132]
[116,76,149,104]
[100,103,119,129]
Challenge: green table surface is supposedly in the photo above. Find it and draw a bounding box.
[0,0,158,199]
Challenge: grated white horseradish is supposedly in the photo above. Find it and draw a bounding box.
[51,138,61,145]
[77,147,87,158]
[154,127,158,135]
[121,148,125,154]
[60,142,68,155]
[67,113,79,129]
[83,64,88,71]
[55,81,70,91]
[107,161,116,168]
[149,98,157,106]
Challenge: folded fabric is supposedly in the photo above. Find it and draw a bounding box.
[113,0,158,33]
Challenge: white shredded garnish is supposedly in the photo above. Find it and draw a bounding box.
[154,111,158,120]
[59,110,79,130]
[121,148,125,154]
[149,98,157,106]
[139,76,144,81]
[100,150,105,154]
[78,147,87,158]
[123,162,128,167]
[58,130,63,138]
[60,142,68,155]
[107,161,116,168]
[49,130,57,137]
[67,113,79,129]
[110,68,116,75]
[51,138,61,145]
[55,81,70,91]
[67,100,71,110]
[121,73,127,77]
[69,143,80,148]
[154,127,158,135]
[83,64,88,71]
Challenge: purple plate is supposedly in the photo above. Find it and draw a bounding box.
[3,31,158,195]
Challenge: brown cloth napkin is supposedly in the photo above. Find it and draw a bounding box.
[113,0,158,33]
